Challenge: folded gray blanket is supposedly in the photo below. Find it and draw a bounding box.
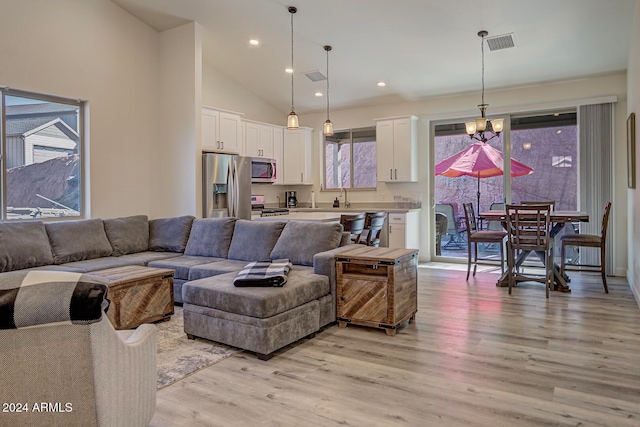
[234,259,292,287]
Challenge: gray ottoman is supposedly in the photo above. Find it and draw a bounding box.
[182,268,330,359]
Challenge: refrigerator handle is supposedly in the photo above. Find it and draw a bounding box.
[227,161,235,217]
[228,157,240,218]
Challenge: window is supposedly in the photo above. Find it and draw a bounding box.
[510,111,578,211]
[1,88,84,220]
[324,127,376,189]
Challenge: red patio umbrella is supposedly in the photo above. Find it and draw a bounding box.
[435,142,533,215]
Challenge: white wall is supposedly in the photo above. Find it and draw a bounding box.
[300,73,629,269]
[627,0,640,302]
[153,22,202,218]
[202,62,283,125]
[0,0,160,219]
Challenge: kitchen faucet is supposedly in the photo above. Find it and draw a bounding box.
[340,187,350,208]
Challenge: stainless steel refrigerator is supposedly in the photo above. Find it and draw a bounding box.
[202,153,252,219]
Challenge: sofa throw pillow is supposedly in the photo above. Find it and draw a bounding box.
[184,217,237,257]
[270,221,343,266]
[0,221,54,273]
[149,215,195,253]
[227,220,286,261]
[45,219,113,264]
[103,215,149,256]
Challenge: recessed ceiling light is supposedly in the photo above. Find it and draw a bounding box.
[557,130,562,134]
[315,92,323,97]
[285,68,293,74]
[377,82,386,87]
[553,112,560,116]
[249,39,260,46]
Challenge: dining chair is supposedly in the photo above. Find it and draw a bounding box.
[505,203,554,298]
[435,212,448,255]
[435,202,466,249]
[339,213,366,244]
[521,200,556,210]
[462,202,507,280]
[359,212,387,247]
[560,201,612,293]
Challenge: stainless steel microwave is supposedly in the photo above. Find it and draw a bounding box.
[251,157,277,183]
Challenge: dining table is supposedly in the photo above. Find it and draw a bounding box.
[477,210,589,292]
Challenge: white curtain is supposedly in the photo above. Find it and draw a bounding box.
[578,103,614,275]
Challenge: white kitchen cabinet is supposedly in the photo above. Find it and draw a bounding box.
[202,106,242,153]
[375,116,417,182]
[388,211,419,249]
[244,121,275,158]
[202,107,242,154]
[282,128,312,185]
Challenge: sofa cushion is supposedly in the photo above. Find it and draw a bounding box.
[148,255,223,280]
[182,268,329,319]
[184,218,237,257]
[149,215,195,253]
[227,220,286,262]
[45,219,113,264]
[60,255,145,273]
[103,215,149,256]
[0,221,54,272]
[270,221,343,266]
[188,259,249,281]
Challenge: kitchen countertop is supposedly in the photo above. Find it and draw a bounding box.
[253,211,345,222]
[290,206,421,214]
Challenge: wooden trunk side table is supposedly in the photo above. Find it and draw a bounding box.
[336,247,418,336]
[90,265,175,330]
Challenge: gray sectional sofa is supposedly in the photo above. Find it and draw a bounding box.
[0,215,353,359]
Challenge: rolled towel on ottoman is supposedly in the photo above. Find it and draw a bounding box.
[234,259,292,287]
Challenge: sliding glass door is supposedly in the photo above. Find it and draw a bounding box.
[433,110,578,260]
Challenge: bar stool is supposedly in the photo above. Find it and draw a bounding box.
[339,213,366,244]
[360,212,387,247]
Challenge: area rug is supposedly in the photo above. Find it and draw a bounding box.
[155,306,241,389]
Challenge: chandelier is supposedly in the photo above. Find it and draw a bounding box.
[287,6,299,129]
[465,30,503,142]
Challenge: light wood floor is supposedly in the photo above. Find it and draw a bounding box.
[150,265,640,427]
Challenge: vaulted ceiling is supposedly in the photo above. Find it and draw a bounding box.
[112,0,636,115]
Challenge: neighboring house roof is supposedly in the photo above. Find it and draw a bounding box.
[6,117,79,141]
[24,118,79,141]
[6,103,77,116]
[5,103,78,136]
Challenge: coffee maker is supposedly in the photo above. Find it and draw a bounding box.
[285,191,298,208]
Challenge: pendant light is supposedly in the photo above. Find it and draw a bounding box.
[465,30,504,142]
[323,45,334,136]
[287,6,299,129]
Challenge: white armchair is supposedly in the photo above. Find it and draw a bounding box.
[0,270,157,426]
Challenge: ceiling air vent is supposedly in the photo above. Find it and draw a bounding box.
[486,33,516,51]
[303,70,326,82]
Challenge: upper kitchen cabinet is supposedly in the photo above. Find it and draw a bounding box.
[244,121,275,158]
[375,116,417,182]
[282,128,312,185]
[202,106,243,154]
